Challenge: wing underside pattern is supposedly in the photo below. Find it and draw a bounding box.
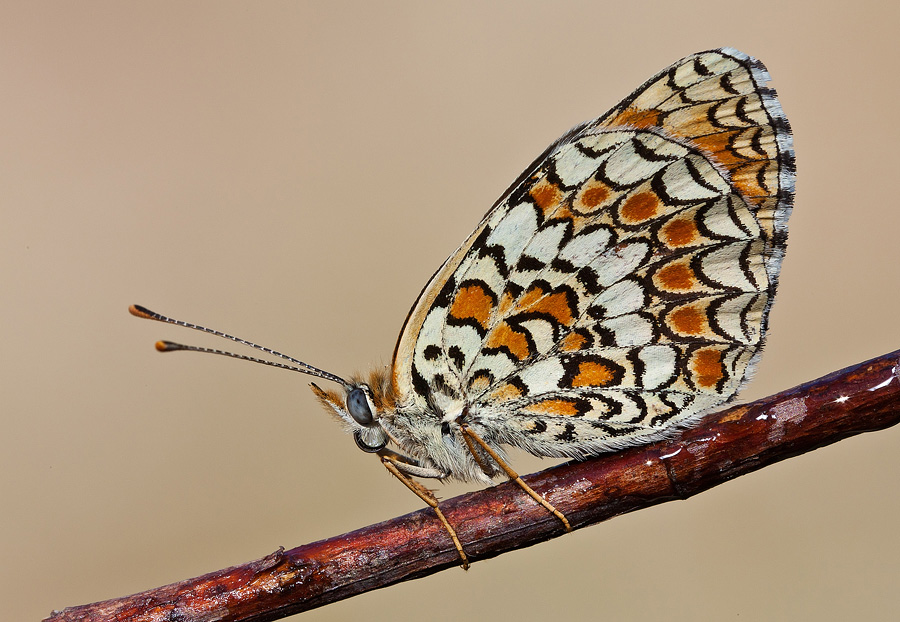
[392,48,794,458]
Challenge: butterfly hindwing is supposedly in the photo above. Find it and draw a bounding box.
[391,48,793,459]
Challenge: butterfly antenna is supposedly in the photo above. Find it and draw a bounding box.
[128,304,349,387]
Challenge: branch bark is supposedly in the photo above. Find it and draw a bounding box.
[47,349,900,622]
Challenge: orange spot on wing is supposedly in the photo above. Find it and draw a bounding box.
[694,132,773,208]
[530,179,562,215]
[582,186,608,207]
[669,306,706,335]
[488,382,524,402]
[620,192,659,222]
[517,284,547,309]
[730,161,769,205]
[485,322,530,360]
[524,399,581,416]
[692,348,725,388]
[571,361,616,387]
[610,107,662,129]
[449,284,494,329]
[528,291,575,326]
[576,181,611,213]
[692,130,742,167]
[560,331,588,352]
[656,263,695,291]
[553,202,576,222]
[661,218,699,247]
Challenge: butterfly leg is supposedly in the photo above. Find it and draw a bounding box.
[378,451,469,570]
[459,423,571,532]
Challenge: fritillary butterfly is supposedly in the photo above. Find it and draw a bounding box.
[132,47,794,568]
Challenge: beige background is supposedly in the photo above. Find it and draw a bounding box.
[4,2,900,620]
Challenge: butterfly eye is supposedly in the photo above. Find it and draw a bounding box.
[354,429,386,453]
[347,387,375,426]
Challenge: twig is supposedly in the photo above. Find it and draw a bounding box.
[46,349,900,622]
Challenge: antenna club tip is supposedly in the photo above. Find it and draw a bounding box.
[129,304,154,319]
[155,340,174,352]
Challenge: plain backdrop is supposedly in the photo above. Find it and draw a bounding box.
[4,2,900,621]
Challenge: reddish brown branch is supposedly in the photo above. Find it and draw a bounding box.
[47,349,900,622]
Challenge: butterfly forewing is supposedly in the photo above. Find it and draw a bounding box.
[391,48,793,460]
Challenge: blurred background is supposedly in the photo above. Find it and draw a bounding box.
[3,2,899,620]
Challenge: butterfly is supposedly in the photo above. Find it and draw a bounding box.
[131,47,794,569]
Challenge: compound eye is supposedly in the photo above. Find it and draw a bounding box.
[346,387,374,426]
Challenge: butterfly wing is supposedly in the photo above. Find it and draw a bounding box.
[391,48,794,458]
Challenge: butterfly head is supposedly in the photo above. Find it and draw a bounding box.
[310,368,396,454]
